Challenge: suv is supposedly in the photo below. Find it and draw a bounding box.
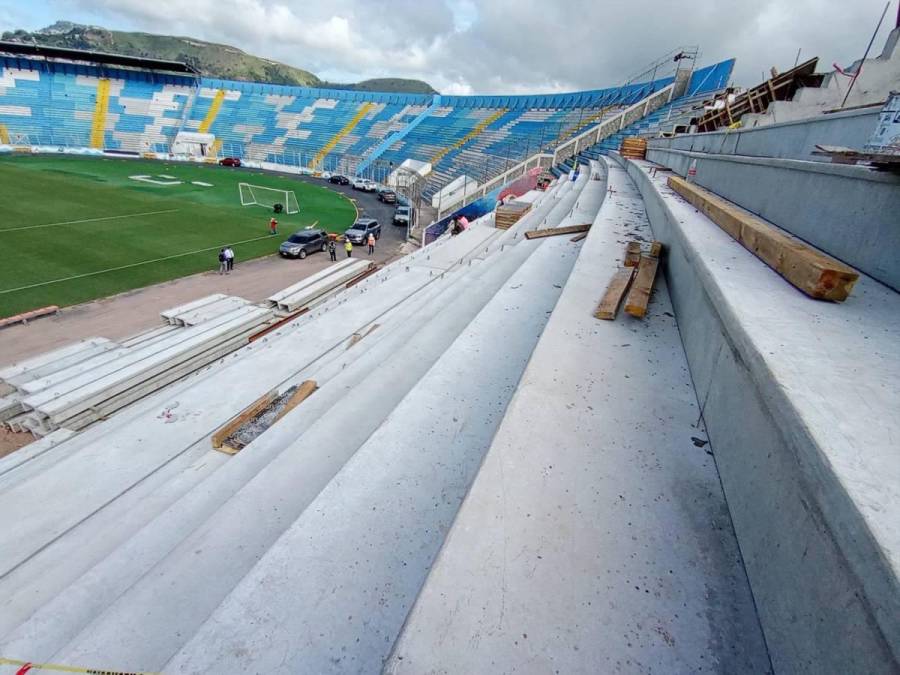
[329,174,350,185]
[378,189,397,204]
[344,218,381,244]
[393,205,411,226]
[279,229,328,259]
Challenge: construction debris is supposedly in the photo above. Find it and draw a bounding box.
[0,305,59,329]
[524,223,591,239]
[570,232,588,242]
[494,200,533,230]
[812,144,900,171]
[619,136,648,159]
[624,253,660,318]
[624,241,642,266]
[667,176,859,301]
[595,267,637,320]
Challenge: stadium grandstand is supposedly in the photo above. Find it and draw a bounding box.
[0,17,899,675]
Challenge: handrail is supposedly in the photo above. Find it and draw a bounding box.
[431,82,679,220]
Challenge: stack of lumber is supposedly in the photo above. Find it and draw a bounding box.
[494,200,533,230]
[667,176,858,300]
[0,306,274,436]
[619,136,648,159]
[267,260,373,313]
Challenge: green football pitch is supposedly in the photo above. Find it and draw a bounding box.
[0,155,357,317]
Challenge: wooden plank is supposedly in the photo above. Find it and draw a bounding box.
[272,380,318,424]
[211,390,278,450]
[667,176,859,301]
[0,305,59,329]
[594,267,636,320]
[524,223,591,240]
[649,241,663,257]
[624,254,660,318]
[570,232,588,242]
[346,323,380,350]
[624,241,642,267]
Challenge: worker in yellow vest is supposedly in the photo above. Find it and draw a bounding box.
[344,238,353,258]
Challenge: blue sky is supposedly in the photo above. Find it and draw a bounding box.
[1,0,895,94]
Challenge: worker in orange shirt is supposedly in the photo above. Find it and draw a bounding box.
[269,217,278,235]
[367,232,375,255]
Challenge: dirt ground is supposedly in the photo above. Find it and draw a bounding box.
[0,428,32,457]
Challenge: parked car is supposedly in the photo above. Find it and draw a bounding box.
[279,229,328,259]
[378,189,397,204]
[329,174,350,185]
[393,205,411,226]
[219,157,241,167]
[344,218,381,244]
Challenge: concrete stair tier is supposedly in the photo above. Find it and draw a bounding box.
[384,158,771,674]
[1,155,895,674]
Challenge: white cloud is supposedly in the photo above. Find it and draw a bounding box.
[10,0,897,93]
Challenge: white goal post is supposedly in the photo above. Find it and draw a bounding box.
[238,183,299,214]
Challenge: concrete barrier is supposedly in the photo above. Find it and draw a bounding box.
[618,154,900,674]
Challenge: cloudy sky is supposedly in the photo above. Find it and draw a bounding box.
[0,0,895,94]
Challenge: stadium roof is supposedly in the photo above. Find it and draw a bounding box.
[0,41,199,75]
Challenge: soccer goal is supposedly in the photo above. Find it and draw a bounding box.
[238,183,300,214]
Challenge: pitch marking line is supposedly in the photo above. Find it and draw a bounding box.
[0,209,180,233]
[0,234,275,295]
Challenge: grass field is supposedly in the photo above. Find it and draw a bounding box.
[0,155,357,316]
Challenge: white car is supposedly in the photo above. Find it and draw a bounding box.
[352,177,369,190]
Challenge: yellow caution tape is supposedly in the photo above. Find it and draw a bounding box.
[0,656,159,675]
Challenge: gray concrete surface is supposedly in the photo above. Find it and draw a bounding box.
[384,159,771,675]
[648,107,881,162]
[644,146,900,291]
[620,155,900,674]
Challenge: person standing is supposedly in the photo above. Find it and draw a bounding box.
[328,238,337,262]
[224,246,234,273]
[344,238,353,258]
[269,217,278,235]
[217,248,227,275]
[367,232,375,255]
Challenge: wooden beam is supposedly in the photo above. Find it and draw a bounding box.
[211,389,278,450]
[272,380,318,424]
[624,254,660,318]
[570,232,589,242]
[649,241,663,257]
[624,241,642,266]
[594,267,636,320]
[667,176,859,301]
[524,223,591,239]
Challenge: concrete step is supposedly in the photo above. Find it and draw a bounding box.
[22,223,557,669]
[163,214,588,674]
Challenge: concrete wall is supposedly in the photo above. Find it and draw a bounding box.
[617,155,900,674]
[648,107,880,162]
[645,145,900,291]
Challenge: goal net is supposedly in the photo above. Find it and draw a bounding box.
[238,183,300,214]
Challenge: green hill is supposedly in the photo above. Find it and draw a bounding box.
[2,21,437,94]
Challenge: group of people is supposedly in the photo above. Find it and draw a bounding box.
[329,233,376,261]
[217,246,235,274]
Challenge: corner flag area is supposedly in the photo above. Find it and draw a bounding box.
[0,156,356,316]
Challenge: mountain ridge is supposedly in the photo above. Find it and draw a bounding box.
[1,21,437,95]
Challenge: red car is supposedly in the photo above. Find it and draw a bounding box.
[219,157,242,167]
